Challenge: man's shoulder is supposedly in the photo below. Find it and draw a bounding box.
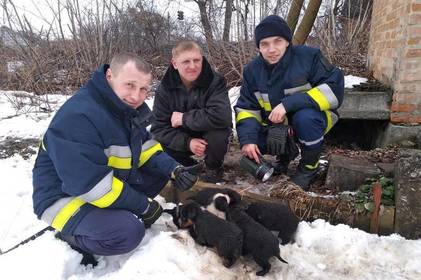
[291,45,320,58]
[244,56,263,76]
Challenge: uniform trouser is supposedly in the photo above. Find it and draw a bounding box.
[163,128,231,170]
[62,171,168,256]
[257,108,330,166]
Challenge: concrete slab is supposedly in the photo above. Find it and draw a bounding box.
[376,123,421,148]
[338,90,392,120]
[394,149,421,239]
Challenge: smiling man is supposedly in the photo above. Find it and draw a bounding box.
[151,41,232,183]
[235,15,344,190]
[32,53,199,263]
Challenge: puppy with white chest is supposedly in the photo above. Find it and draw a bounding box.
[225,206,288,276]
[189,187,241,219]
[245,201,299,245]
[178,201,243,268]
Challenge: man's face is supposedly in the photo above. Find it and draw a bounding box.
[171,49,203,85]
[259,36,290,65]
[106,61,152,109]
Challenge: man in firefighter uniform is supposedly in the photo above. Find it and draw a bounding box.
[235,15,344,189]
[32,53,198,260]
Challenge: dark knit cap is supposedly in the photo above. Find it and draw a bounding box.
[255,15,292,47]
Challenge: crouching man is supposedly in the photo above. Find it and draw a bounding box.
[235,15,344,189]
[32,53,198,261]
[151,41,232,183]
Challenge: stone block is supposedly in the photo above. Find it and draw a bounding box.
[394,149,421,239]
[376,123,421,148]
[338,90,392,120]
[325,155,382,191]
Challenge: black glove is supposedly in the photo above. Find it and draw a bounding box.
[267,124,289,156]
[140,199,163,228]
[171,164,201,191]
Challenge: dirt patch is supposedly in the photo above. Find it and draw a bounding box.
[220,141,399,197]
[0,137,39,159]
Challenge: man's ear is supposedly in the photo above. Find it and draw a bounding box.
[171,58,178,70]
[105,68,112,82]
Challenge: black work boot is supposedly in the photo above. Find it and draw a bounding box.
[291,147,321,190]
[55,232,98,267]
[272,157,290,175]
[200,166,224,184]
[291,164,318,190]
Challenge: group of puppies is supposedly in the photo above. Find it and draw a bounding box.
[163,188,299,276]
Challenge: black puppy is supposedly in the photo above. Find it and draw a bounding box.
[189,188,242,219]
[178,201,243,268]
[225,206,288,276]
[245,201,299,245]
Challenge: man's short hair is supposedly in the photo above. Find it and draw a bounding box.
[171,41,204,58]
[110,52,152,75]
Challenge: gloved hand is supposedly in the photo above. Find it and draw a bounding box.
[171,164,202,191]
[266,124,289,156]
[140,199,163,228]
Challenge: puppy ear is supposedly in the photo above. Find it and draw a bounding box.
[227,190,241,205]
[187,203,199,220]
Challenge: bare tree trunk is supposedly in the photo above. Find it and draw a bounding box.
[293,0,322,45]
[194,0,214,48]
[223,0,233,41]
[286,0,304,34]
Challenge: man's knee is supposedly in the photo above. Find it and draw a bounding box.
[203,128,231,147]
[291,109,326,135]
[111,213,145,254]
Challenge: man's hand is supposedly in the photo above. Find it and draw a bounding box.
[171,164,201,191]
[241,144,261,163]
[189,138,208,156]
[171,111,183,128]
[268,103,286,123]
[266,124,289,156]
[140,199,163,228]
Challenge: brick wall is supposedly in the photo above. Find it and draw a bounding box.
[368,0,421,124]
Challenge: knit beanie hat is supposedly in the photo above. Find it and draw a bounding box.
[255,15,292,47]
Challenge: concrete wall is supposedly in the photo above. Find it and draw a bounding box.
[368,0,421,124]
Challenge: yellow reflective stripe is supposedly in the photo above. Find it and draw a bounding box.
[305,161,319,170]
[51,198,85,231]
[236,111,262,123]
[256,98,272,111]
[307,87,330,111]
[324,111,333,134]
[90,177,124,208]
[108,156,132,169]
[139,143,163,167]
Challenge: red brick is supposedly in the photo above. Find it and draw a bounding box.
[405,49,421,58]
[411,3,421,12]
[408,37,421,45]
[409,14,421,25]
[391,102,416,113]
[391,113,421,124]
[408,26,421,35]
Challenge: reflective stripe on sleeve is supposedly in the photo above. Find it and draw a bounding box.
[254,91,272,111]
[306,84,339,111]
[139,140,163,167]
[235,108,262,123]
[104,145,132,169]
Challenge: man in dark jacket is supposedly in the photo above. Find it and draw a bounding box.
[235,15,344,190]
[151,41,232,183]
[32,53,199,260]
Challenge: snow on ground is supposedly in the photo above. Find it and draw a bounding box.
[1,78,420,280]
